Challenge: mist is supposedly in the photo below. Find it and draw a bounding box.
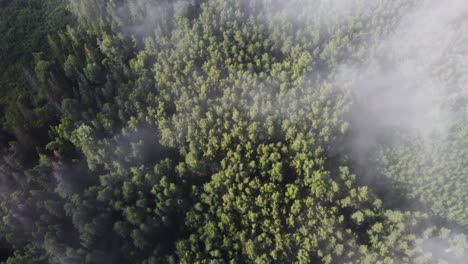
[345,0,467,144]
[2,0,468,263]
[336,1,468,262]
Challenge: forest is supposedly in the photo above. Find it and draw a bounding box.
[0,0,467,263]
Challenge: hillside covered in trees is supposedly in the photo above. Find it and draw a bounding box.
[0,0,467,263]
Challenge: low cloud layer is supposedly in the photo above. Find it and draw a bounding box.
[340,0,468,157]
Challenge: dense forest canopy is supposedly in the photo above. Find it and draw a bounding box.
[0,0,467,263]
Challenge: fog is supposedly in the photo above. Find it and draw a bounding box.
[338,1,468,262]
[2,0,466,262]
[341,0,467,146]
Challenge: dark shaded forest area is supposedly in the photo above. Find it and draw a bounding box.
[0,0,467,263]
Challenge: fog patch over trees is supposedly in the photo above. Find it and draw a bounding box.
[0,0,467,263]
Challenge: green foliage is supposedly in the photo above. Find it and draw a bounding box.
[0,0,72,111]
[0,0,467,263]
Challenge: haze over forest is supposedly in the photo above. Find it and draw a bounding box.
[0,0,467,263]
